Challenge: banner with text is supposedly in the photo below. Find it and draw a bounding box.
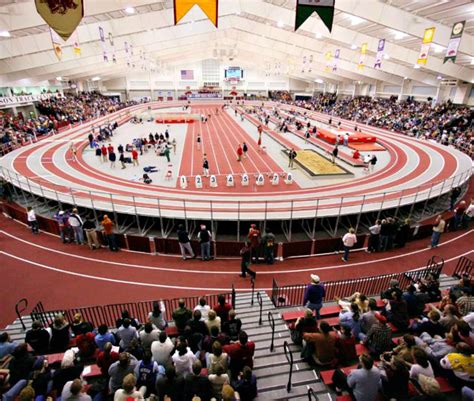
[444,21,465,64]
[295,0,335,32]
[374,39,385,69]
[332,49,340,72]
[99,26,108,62]
[358,43,367,69]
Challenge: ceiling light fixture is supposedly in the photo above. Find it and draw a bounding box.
[384,54,390,60]
[56,77,62,81]
[413,64,420,69]
[277,20,284,28]
[91,76,101,81]
[350,16,364,26]
[124,7,135,14]
[351,44,357,50]
[471,57,474,65]
[315,78,324,84]
[394,31,406,40]
[0,30,10,37]
[437,75,443,80]
[434,45,443,53]
[315,32,322,39]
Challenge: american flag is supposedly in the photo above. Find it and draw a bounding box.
[181,70,194,80]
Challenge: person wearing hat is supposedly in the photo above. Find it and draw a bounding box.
[303,274,326,319]
[177,224,195,260]
[362,313,393,355]
[197,224,212,261]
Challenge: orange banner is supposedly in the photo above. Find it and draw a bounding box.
[174,0,218,27]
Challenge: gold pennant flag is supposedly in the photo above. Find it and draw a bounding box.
[35,0,84,41]
[174,0,218,27]
[50,28,63,60]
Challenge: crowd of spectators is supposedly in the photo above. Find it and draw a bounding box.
[286,94,473,157]
[291,271,474,401]
[1,92,143,152]
[0,295,257,401]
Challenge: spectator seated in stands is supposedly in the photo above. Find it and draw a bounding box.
[385,290,410,331]
[116,310,140,330]
[339,302,362,339]
[233,365,257,401]
[194,298,211,322]
[187,310,209,339]
[222,310,242,342]
[456,286,474,316]
[336,292,369,313]
[75,330,97,360]
[148,301,167,331]
[7,344,38,386]
[97,342,119,376]
[208,364,230,400]
[205,310,221,334]
[0,333,18,361]
[172,299,193,334]
[336,326,357,366]
[52,350,84,393]
[213,295,233,323]
[410,310,446,338]
[139,322,160,353]
[405,346,435,392]
[440,342,474,388]
[381,279,403,301]
[184,360,212,401]
[361,313,393,356]
[206,341,229,375]
[151,332,174,368]
[114,373,145,401]
[379,355,409,401]
[289,309,318,346]
[25,321,50,356]
[71,313,94,337]
[223,331,255,379]
[108,352,138,393]
[403,285,426,317]
[49,314,72,353]
[61,378,92,401]
[156,365,184,401]
[134,351,162,397]
[359,298,378,339]
[95,324,116,351]
[332,353,381,401]
[392,334,417,363]
[117,319,138,352]
[302,321,338,367]
[172,340,196,376]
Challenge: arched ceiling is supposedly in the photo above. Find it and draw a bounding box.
[0,0,473,87]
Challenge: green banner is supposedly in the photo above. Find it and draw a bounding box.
[295,0,335,32]
[444,21,465,64]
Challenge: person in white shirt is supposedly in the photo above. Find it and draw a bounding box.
[151,331,174,366]
[194,297,211,321]
[466,199,474,221]
[366,220,381,253]
[342,228,357,262]
[405,346,434,391]
[171,342,196,376]
[69,208,84,244]
[113,373,145,401]
[139,322,160,352]
[61,379,92,401]
[208,365,230,399]
[26,206,39,234]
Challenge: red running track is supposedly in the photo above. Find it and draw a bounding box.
[1,214,472,328]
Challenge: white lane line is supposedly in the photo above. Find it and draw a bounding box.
[0,229,472,275]
[0,250,472,291]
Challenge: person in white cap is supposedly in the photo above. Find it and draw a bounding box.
[197,224,212,261]
[303,274,326,319]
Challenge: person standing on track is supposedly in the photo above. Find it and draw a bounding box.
[237,144,243,162]
[341,228,357,262]
[69,208,84,245]
[370,154,377,172]
[101,144,107,163]
[83,216,100,250]
[196,133,202,151]
[305,130,310,144]
[27,206,39,234]
[198,224,212,261]
[248,224,261,264]
[132,147,139,166]
[257,135,262,152]
[288,148,297,168]
[332,145,339,164]
[109,150,116,168]
[242,142,248,159]
[430,215,445,249]
[101,214,119,252]
[203,156,210,177]
[177,224,195,260]
[163,144,171,163]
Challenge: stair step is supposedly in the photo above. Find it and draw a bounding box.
[257,382,327,400]
[254,353,306,369]
[258,369,319,392]
[253,362,313,378]
[254,341,299,358]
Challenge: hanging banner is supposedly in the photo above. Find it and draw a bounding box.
[324,51,332,72]
[308,55,313,73]
[417,27,435,65]
[50,28,63,60]
[444,21,465,64]
[358,42,367,69]
[174,0,218,27]
[125,41,131,67]
[35,0,83,41]
[301,55,307,73]
[71,29,81,56]
[108,32,116,63]
[374,38,385,69]
[332,49,340,72]
[99,26,108,62]
[295,0,335,32]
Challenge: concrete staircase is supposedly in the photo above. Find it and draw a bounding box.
[234,291,334,401]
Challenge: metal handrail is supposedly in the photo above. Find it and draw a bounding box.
[268,311,275,352]
[283,340,294,393]
[251,276,256,306]
[231,284,236,310]
[453,256,473,279]
[307,388,319,400]
[257,292,263,326]
[15,298,28,331]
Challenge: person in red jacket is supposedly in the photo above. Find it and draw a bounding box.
[101,145,107,162]
[213,295,233,322]
[107,144,114,155]
[247,224,261,264]
[131,148,139,166]
[352,149,360,160]
[76,331,97,359]
[97,342,119,376]
[237,144,243,162]
[223,331,255,379]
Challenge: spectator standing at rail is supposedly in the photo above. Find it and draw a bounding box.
[261,229,276,264]
[239,242,253,279]
[198,224,212,261]
[450,187,461,211]
[26,206,39,234]
[101,214,119,252]
[202,156,209,177]
[69,208,84,245]
[366,219,381,253]
[172,299,193,334]
[303,274,325,319]
[341,228,357,262]
[25,321,50,355]
[453,201,467,230]
[55,210,73,243]
[177,224,195,260]
[247,224,261,264]
[331,145,338,164]
[430,214,445,248]
[288,148,297,168]
[83,216,100,250]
